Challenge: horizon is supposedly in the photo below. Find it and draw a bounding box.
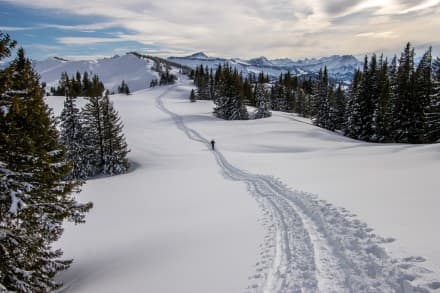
[1,1,440,61]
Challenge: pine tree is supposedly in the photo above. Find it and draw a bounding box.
[81,76,105,176]
[101,91,130,175]
[0,44,92,292]
[425,57,440,142]
[375,58,392,142]
[345,69,363,138]
[82,71,91,96]
[189,89,196,102]
[59,92,87,179]
[118,80,130,95]
[213,65,248,120]
[254,82,271,119]
[411,47,432,143]
[333,84,346,130]
[392,43,415,142]
[313,67,334,131]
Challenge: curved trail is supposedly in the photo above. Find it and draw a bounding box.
[155,84,435,293]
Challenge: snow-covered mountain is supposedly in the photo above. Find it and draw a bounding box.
[33,53,160,93]
[33,51,361,93]
[169,52,362,82]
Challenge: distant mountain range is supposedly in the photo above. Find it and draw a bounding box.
[169,52,362,82]
[32,52,362,94]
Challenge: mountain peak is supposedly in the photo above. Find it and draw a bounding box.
[247,56,272,66]
[187,52,209,59]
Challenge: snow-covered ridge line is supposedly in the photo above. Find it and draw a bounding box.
[168,52,362,82]
[155,82,439,292]
[33,53,160,93]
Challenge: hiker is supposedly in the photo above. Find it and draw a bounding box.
[211,139,215,150]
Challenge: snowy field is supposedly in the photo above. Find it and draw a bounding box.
[47,74,440,292]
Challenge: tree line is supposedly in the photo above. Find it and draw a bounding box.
[191,63,313,120]
[0,32,92,292]
[50,71,131,96]
[191,43,440,143]
[59,73,130,179]
[315,43,439,143]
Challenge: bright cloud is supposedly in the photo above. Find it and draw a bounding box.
[2,0,440,59]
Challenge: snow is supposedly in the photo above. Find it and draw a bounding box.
[33,54,159,93]
[168,54,361,81]
[47,87,264,293]
[46,73,440,292]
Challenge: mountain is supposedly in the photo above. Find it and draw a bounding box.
[186,52,210,59]
[169,53,362,82]
[33,53,160,93]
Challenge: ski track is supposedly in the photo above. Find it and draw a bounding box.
[155,84,439,293]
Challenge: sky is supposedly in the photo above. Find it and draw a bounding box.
[1,0,439,61]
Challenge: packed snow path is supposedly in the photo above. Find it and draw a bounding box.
[156,83,439,293]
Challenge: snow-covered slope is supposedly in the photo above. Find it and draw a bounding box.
[46,75,439,292]
[169,52,362,81]
[33,53,159,93]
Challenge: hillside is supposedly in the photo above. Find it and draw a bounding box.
[33,53,160,93]
[46,74,440,292]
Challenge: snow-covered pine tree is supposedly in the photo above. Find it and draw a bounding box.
[189,89,196,102]
[425,57,440,142]
[358,54,379,141]
[345,69,363,138]
[332,84,346,130]
[295,88,307,117]
[313,67,334,131]
[81,75,105,177]
[59,87,87,179]
[213,65,248,120]
[118,80,130,95]
[411,47,432,143]
[0,44,92,292]
[196,65,210,100]
[392,43,415,143]
[375,57,392,142]
[254,82,271,119]
[82,71,91,96]
[101,91,130,175]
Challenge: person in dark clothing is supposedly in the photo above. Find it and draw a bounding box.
[211,139,215,150]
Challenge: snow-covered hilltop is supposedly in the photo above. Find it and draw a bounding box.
[169,52,362,82]
[33,53,160,93]
[32,52,362,93]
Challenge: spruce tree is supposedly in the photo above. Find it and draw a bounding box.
[101,91,130,175]
[313,67,334,131]
[333,84,346,130]
[118,80,130,95]
[411,48,432,143]
[189,89,196,102]
[59,88,87,179]
[345,69,363,138]
[0,44,92,292]
[375,58,392,142]
[425,57,440,142]
[393,43,415,142]
[254,82,271,119]
[81,75,105,176]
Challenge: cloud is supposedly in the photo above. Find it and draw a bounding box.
[0,25,37,31]
[3,0,440,59]
[356,31,398,39]
[56,36,129,45]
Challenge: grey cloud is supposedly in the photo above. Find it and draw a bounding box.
[323,0,363,15]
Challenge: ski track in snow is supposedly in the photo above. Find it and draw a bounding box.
[155,83,439,293]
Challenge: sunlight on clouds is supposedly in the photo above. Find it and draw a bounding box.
[356,31,398,38]
[3,0,440,58]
